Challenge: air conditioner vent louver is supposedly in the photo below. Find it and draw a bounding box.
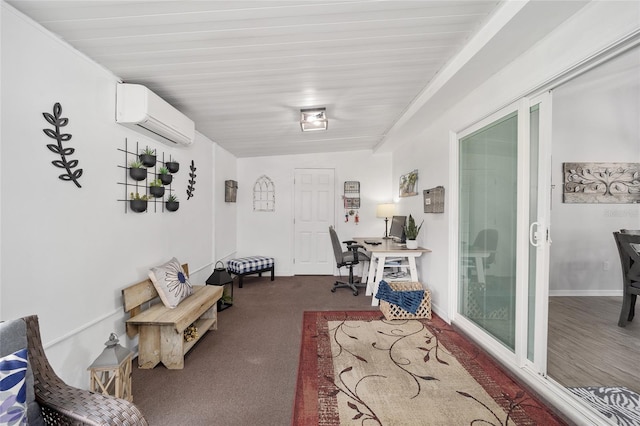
[116,83,195,146]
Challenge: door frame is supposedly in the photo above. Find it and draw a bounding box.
[524,91,553,376]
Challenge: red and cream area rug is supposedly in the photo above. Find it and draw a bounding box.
[293,311,567,425]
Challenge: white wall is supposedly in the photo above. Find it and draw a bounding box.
[384,1,640,321]
[391,127,452,318]
[550,47,640,295]
[0,5,223,387]
[214,144,237,263]
[236,151,392,276]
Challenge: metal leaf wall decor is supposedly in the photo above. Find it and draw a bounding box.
[563,162,640,203]
[42,103,83,188]
[186,160,196,200]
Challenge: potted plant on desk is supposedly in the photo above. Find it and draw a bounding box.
[404,214,423,249]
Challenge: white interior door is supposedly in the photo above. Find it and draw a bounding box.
[294,169,335,275]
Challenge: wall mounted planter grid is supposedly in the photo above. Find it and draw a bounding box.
[117,139,180,213]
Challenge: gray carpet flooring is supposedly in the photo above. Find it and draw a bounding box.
[131,275,377,425]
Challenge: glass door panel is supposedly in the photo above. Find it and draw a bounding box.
[528,104,540,362]
[458,111,518,350]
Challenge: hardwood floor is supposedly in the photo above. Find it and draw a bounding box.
[547,296,640,393]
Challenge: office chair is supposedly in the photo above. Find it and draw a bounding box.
[329,226,370,296]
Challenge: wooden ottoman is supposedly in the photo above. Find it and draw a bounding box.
[227,256,275,288]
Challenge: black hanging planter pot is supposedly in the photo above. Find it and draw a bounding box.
[159,174,173,185]
[129,199,148,213]
[166,161,180,173]
[139,154,156,167]
[165,201,179,212]
[149,186,165,198]
[129,167,147,181]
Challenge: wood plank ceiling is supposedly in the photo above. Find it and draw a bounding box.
[7,1,501,157]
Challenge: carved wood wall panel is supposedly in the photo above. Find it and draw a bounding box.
[563,162,640,203]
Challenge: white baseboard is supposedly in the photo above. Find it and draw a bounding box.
[549,289,622,297]
[431,302,449,323]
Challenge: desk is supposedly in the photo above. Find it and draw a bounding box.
[353,238,431,306]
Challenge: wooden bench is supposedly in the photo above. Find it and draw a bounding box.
[122,264,223,369]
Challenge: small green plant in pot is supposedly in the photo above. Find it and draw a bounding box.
[129,192,149,213]
[129,160,147,181]
[139,147,156,167]
[149,178,165,198]
[166,159,179,173]
[158,166,173,185]
[166,194,179,212]
[404,214,423,249]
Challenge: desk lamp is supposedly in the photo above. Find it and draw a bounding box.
[376,203,395,239]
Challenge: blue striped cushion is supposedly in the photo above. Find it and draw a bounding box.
[227,256,274,274]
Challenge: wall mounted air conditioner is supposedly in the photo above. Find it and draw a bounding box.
[116,83,195,147]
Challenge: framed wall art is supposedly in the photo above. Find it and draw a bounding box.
[343,181,360,209]
[563,162,640,203]
[399,169,418,197]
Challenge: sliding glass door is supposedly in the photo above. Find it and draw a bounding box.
[458,111,518,349]
[455,96,551,370]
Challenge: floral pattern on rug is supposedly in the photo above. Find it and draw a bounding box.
[311,312,564,426]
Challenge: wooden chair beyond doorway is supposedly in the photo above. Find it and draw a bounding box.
[613,230,640,327]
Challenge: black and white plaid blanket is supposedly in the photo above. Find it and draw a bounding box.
[227,256,274,274]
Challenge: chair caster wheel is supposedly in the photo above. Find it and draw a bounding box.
[331,288,336,293]
[353,291,358,296]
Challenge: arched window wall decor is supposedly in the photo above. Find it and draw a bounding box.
[253,175,275,212]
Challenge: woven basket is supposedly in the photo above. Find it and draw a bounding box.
[379,282,432,320]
